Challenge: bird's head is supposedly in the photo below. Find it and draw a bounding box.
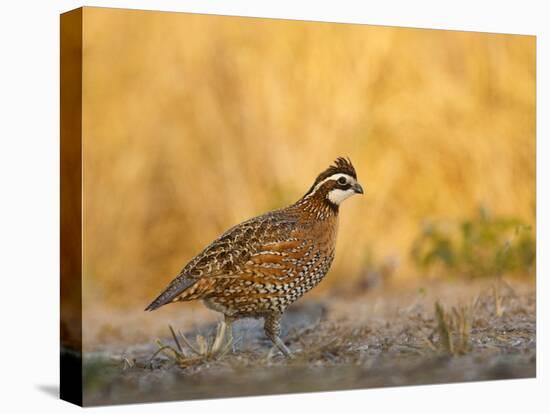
[303,157,364,207]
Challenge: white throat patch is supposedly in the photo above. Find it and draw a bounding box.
[327,188,356,205]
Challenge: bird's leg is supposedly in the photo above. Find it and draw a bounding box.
[210,318,227,356]
[224,315,236,353]
[264,313,293,358]
[211,314,235,356]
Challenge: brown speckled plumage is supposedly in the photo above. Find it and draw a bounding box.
[146,157,364,356]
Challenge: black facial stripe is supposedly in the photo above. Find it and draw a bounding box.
[337,183,352,190]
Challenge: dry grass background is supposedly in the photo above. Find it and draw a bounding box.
[80,8,535,312]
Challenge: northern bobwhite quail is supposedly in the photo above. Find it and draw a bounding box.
[145,157,364,357]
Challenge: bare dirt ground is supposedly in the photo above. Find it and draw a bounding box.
[82,279,535,406]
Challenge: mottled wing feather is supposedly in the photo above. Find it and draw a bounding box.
[241,238,305,283]
[145,210,300,310]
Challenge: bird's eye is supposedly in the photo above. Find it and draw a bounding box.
[337,177,347,185]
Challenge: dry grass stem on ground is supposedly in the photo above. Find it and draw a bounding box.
[148,323,234,368]
[431,301,473,355]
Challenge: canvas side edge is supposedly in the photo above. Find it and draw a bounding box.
[60,7,83,407]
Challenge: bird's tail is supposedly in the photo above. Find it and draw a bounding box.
[144,277,196,311]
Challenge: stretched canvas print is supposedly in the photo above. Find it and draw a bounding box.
[60,6,536,406]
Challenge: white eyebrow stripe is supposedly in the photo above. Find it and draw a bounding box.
[306,173,354,197]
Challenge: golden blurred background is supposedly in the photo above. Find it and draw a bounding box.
[81,8,535,316]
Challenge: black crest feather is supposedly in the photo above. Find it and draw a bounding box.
[305,157,357,196]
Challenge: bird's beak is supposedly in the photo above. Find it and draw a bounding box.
[353,183,364,194]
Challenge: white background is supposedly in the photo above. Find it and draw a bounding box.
[0,0,546,412]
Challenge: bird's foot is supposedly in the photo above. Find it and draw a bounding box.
[271,336,294,359]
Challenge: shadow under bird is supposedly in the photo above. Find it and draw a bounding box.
[146,157,364,357]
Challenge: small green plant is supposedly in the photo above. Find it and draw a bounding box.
[411,207,535,278]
